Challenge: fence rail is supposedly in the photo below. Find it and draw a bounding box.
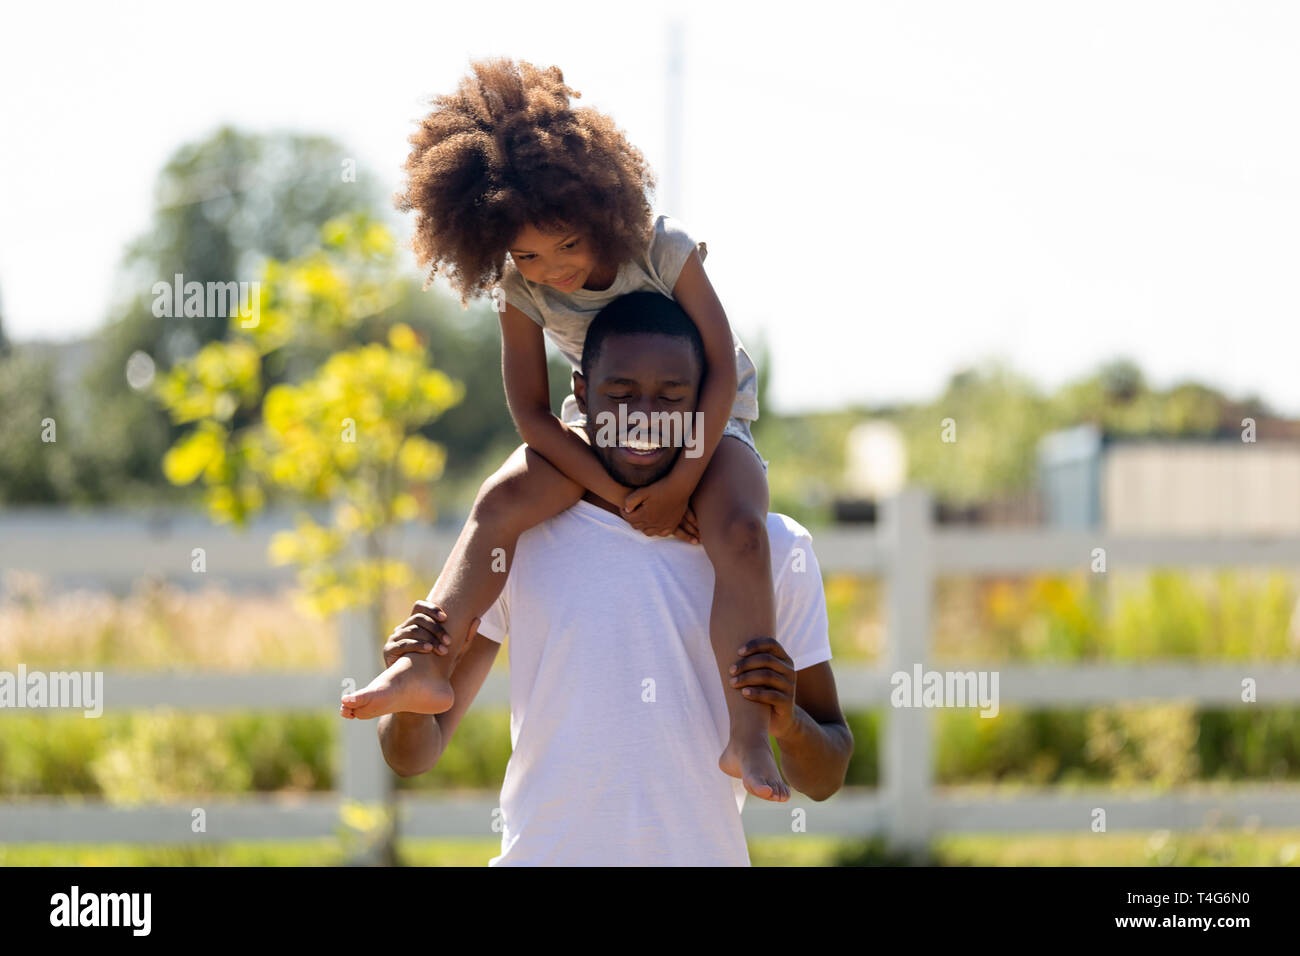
[3,489,1300,850]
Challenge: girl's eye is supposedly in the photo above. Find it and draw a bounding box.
[563,240,579,249]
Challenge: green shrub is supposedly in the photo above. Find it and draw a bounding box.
[90,711,253,801]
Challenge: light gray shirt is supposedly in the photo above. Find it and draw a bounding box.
[498,214,760,425]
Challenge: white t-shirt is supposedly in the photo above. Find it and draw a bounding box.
[473,500,833,866]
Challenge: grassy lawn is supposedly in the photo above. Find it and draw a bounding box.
[3,831,1299,866]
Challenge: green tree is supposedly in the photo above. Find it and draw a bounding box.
[0,349,67,503]
[78,128,381,503]
[901,359,1057,506]
[380,282,573,492]
[155,213,463,617]
[0,284,9,358]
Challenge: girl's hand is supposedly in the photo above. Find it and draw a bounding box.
[676,505,701,545]
[622,478,696,543]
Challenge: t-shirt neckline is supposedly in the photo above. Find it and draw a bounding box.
[572,497,622,522]
[570,497,650,537]
[568,261,627,297]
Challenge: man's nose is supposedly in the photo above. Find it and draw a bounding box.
[626,397,672,418]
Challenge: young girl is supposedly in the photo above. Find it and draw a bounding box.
[341,57,789,802]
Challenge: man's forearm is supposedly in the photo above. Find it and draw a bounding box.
[773,708,853,801]
[378,711,443,777]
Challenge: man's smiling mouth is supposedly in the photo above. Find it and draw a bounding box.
[618,438,666,459]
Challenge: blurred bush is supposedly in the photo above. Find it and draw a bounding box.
[0,712,332,799]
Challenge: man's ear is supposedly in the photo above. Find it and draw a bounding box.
[573,371,587,416]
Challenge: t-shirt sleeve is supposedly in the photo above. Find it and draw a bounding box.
[498,263,545,328]
[649,215,707,292]
[475,587,510,644]
[771,518,833,672]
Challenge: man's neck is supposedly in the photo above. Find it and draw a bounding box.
[582,489,623,517]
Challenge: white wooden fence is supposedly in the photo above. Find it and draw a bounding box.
[3,487,1300,850]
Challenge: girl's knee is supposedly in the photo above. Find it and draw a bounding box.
[472,444,580,530]
[471,447,533,528]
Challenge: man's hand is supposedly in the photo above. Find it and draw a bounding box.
[382,601,476,668]
[622,475,698,543]
[729,637,798,739]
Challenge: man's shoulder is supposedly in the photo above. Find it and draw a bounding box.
[512,506,816,565]
[765,512,815,551]
[764,512,822,581]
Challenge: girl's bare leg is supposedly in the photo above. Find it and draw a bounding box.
[691,436,789,801]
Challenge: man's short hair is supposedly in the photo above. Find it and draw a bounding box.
[580,291,706,379]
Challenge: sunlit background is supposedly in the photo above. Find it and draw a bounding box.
[2,0,1299,866]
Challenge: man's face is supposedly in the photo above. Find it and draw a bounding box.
[574,332,702,488]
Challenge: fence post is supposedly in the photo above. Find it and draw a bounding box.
[338,604,395,863]
[881,486,934,853]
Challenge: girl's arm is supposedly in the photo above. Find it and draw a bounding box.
[624,248,738,516]
[665,248,739,489]
[498,302,632,507]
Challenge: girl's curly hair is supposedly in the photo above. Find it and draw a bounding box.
[395,57,657,305]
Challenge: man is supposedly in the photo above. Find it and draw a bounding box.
[375,292,852,865]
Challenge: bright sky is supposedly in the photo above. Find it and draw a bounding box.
[2,0,1298,415]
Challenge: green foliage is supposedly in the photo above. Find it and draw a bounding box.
[154,214,464,615]
[61,128,383,505]
[0,350,67,503]
[118,127,382,360]
[90,711,254,802]
[832,836,938,866]
[373,281,575,488]
[3,702,1298,799]
[1198,709,1300,779]
[757,409,864,523]
[1109,570,1297,660]
[0,714,107,796]
[395,709,514,791]
[900,360,1058,506]
[842,710,880,786]
[0,713,332,798]
[226,714,335,792]
[935,830,1300,867]
[955,569,1298,662]
[2,833,1296,867]
[935,708,1093,785]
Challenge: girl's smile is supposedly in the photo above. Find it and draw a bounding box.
[508,222,617,292]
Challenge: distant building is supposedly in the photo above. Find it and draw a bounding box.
[1038,422,1300,535]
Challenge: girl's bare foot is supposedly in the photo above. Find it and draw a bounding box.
[340,653,453,720]
[718,733,790,802]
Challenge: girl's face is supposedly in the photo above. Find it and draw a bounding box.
[507,222,612,292]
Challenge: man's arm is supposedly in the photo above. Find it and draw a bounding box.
[377,633,500,777]
[729,638,853,801]
[772,661,853,801]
